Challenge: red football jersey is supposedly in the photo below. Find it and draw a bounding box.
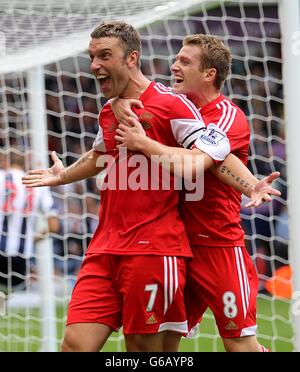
[89,82,206,257]
[180,95,250,247]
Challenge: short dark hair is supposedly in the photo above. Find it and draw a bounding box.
[91,21,141,63]
[183,34,232,89]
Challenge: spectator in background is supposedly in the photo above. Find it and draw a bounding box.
[0,149,60,294]
[54,196,84,283]
[51,181,99,290]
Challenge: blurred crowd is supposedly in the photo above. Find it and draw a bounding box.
[0,4,288,293]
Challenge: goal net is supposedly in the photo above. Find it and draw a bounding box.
[0,0,292,351]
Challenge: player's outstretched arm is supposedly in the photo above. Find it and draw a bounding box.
[22,149,104,188]
[212,157,281,206]
[116,119,281,206]
[245,172,281,207]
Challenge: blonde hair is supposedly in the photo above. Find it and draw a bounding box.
[183,34,232,89]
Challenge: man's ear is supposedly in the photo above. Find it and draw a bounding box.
[127,51,139,67]
[205,68,217,82]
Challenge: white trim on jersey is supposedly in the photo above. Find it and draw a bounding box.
[153,83,206,149]
[186,323,199,339]
[92,125,106,153]
[158,320,188,334]
[240,325,257,337]
[168,257,174,305]
[171,119,205,149]
[174,256,178,295]
[154,83,202,121]
[216,99,238,133]
[234,246,251,319]
[155,82,201,118]
[193,123,231,161]
[163,256,179,315]
[164,256,168,315]
[155,82,172,92]
[239,247,251,308]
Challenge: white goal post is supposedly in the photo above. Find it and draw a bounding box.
[0,0,299,352]
[279,0,300,353]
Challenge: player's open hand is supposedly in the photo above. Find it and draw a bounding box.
[111,97,144,124]
[246,171,281,207]
[22,151,66,188]
[115,117,147,151]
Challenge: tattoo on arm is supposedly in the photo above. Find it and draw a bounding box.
[75,152,91,166]
[220,165,254,195]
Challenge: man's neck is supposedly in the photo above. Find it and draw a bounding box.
[189,87,221,109]
[120,71,151,99]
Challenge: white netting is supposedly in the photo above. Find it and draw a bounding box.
[0,0,204,73]
[0,0,292,352]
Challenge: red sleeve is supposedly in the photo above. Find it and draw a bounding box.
[168,94,206,148]
[224,108,250,164]
[227,110,250,149]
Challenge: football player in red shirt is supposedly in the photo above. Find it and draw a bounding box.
[23,24,275,351]
[21,21,225,352]
[114,34,277,352]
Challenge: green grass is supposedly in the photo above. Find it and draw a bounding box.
[0,297,293,352]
